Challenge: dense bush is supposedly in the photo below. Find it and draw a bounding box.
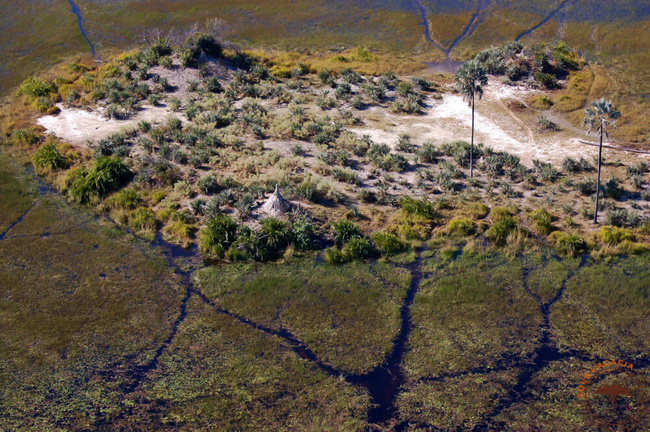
[331,220,362,245]
[399,196,437,220]
[447,217,476,237]
[32,142,66,172]
[486,207,518,245]
[324,246,350,264]
[466,202,490,219]
[371,231,405,255]
[68,156,131,203]
[343,237,371,259]
[529,208,555,235]
[291,216,315,250]
[184,32,223,63]
[417,142,438,163]
[129,207,157,232]
[547,231,585,257]
[108,188,140,209]
[535,72,558,89]
[258,218,292,252]
[197,175,220,194]
[18,77,54,98]
[596,226,634,245]
[199,214,238,258]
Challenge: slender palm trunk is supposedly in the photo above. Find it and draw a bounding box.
[594,122,603,224]
[470,93,475,178]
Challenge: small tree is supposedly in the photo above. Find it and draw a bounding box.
[583,98,620,224]
[455,60,488,178]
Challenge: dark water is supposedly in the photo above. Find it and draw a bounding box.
[515,0,569,41]
[66,0,96,58]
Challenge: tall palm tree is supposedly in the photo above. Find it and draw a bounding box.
[455,60,488,178]
[583,98,620,224]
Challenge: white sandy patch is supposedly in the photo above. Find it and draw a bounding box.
[37,104,185,148]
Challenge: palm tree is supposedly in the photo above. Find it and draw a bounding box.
[583,98,620,224]
[455,60,488,178]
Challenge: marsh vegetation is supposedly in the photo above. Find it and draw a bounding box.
[1,5,650,431]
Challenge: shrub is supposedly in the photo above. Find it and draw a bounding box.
[197,174,220,194]
[295,179,318,201]
[533,159,559,182]
[324,247,350,264]
[626,161,648,176]
[343,237,371,259]
[129,207,156,232]
[203,76,222,93]
[32,142,66,172]
[529,208,555,235]
[417,141,438,163]
[331,167,361,185]
[605,209,638,227]
[486,207,518,245]
[630,174,644,189]
[412,77,432,91]
[575,178,597,196]
[318,68,332,84]
[371,231,405,255]
[547,231,586,257]
[395,135,415,153]
[563,157,593,173]
[331,219,362,245]
[291,216,315,250]
[596,226,634,245]
[18,77,54,98]
[603,178,623,199]
[108,188,140,209]
[199,214,238,258]
[358,189,375,203]
[68,156,130,203]
[397,82,413,97]
[466,202,490,219]
[447,217,476,237]
[535,72,558,89]
[258,218,292,252]
[341,68,362,84]
[399,196,437,220]
[538,115,559,132]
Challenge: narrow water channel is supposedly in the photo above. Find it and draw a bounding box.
[66,0,97,58]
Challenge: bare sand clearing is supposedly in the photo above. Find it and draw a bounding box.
[37,104,184,149]
[349,81,648,166]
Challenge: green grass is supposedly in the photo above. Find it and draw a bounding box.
[0,168,35,234]
[195,258,411,374]
[0,163,185,430]
[406,252,541,378]
[134,296,370,431]
[552,255,650,360]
